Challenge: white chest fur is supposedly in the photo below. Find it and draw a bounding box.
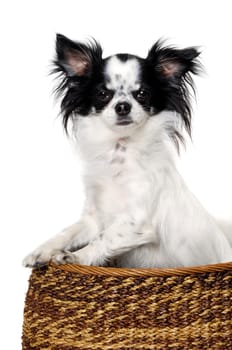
[76,117,157,223]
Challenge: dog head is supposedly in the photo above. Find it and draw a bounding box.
[53,34,200,139]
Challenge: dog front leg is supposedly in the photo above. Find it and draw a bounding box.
[23,214,99,267]
[52,220,157,266]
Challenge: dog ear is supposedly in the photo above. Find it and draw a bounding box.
[55,34,102,77]
[146,40,200,79]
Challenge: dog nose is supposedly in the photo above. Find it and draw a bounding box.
[115,102,131,117]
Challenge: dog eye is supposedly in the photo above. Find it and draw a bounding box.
[97,89,113,102]
[135,89,150,102]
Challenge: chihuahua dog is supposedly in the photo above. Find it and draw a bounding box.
[23,34,232,268]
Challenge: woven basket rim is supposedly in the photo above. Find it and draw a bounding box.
[49,261,232,277]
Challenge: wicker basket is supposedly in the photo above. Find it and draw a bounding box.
[22,262,232,349]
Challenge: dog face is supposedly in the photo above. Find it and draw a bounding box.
[54,34,200,137]
[94,55,151,131]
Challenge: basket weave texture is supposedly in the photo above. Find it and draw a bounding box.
[22,262,232,349]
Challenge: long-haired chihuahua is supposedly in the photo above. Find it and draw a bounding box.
[23,34,232,268]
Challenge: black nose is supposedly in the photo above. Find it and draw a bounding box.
[115,102,131,117]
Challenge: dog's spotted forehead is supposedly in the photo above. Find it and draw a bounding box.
[105,56,141,93]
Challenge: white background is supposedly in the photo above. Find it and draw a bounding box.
[1,0,232,348]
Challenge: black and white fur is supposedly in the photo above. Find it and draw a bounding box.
[23,34,232,268]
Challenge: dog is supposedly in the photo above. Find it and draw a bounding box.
[23,34,232,268]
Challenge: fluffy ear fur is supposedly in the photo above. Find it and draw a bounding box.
[55,33,103,77]
[147,40,200,79]
[146,40,201,137]
[52,34,103,131]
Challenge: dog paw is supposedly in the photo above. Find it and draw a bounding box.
[23,249,62,268]
[51,251,80,265]
[23,253,44,268]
